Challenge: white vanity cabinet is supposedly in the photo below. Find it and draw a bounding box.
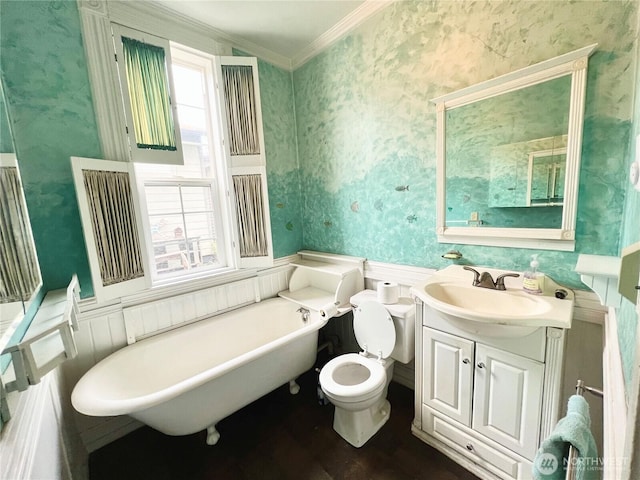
[414,301,566,480]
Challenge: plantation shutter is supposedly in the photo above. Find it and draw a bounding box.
[71,157,150,301]
[215,57,273,268]
[112,24,184,165]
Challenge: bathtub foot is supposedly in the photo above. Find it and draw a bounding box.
[206,425,220,445]
[289,379,300,395]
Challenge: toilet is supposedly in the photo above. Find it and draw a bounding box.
[319,290,415,447]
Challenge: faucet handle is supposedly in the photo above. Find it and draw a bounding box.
[495,273,520,290]
[463,266,481,284]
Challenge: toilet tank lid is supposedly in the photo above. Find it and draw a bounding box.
[350,290,415,319]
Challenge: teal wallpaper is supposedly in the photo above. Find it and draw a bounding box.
[293,0,636,288]
[0,0,100,296]
[0,85,13,153]
[248,56,303,258]
[0,2,301,297]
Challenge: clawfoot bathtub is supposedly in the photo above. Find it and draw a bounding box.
[72,297,326,445]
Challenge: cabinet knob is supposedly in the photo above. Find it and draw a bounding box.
[466,443,474,451]
[477,362,485,369]
[462,358,470,364]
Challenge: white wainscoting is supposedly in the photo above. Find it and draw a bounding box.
[0,367,88,480]
[64,261,294,452]
[63,254,610,458]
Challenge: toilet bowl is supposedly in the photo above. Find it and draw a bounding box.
[319,292,414,448]
[320,353,391,410]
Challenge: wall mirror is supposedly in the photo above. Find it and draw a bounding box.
[433,44,597,251]
[0,78,43,422]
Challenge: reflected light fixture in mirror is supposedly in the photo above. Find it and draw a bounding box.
[432,44,597,251]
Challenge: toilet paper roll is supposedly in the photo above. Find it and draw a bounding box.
[377,281,399,304]
[319,302,339,319]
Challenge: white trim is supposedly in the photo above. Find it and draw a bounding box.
[0,372,77,479]
[71,156,151,302]
[602,307,629,479]
[431,44,597,106]
[434,44,596,251]
[0,153,17,167]
[77,0,130,161]
[76,0,233,164]
[291,0,396,70]
[108,1,231,58]
[87,1,396,72]
[111,24,184,165]
[364,260,435,286]
[437,232,575,252]
[540,328,566,441]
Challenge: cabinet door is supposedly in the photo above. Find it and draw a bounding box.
[472,343,544,460]
[423,328,474,427]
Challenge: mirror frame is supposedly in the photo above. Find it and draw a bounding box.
[432,44,597,251]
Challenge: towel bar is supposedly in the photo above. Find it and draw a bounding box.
[566,380,602,480]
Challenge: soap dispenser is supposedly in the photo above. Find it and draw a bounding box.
[523,254,544,295]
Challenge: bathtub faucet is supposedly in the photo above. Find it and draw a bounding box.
[297,307,310,323]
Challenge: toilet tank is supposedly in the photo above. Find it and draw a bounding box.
[350,290,415,364]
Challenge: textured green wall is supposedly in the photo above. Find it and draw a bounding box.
[0,0,100,296]
[0,86,13,153]
[251,57,303,258]
[0,2,302,297]
[617,32,640,390]
[293,0,636,288]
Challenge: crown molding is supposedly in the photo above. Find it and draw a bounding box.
[291,0,396,70]
[226,38,293,71]
[106,0,394,72]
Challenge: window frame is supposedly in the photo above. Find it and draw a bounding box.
[134,176,230,284]
[112,24,185,165]
[75,11,274,301]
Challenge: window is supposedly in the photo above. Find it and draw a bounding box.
[112,25,183,165]
[72,25,273,302]
[135,47,230,281]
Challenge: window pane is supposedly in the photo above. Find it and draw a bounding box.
[172,64,205,109]
[149,214,188,274]
[184,213,219,267]
[177,104,206,132]
[145,185,182,215]
[181,185,213,213]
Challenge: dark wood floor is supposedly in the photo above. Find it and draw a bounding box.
[90,366,479,480]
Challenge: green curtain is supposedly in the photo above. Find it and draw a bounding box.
[122,36,177,151]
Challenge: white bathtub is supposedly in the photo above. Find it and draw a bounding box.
[72,297,326,444]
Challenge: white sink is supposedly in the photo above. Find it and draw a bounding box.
[412,265,574,338]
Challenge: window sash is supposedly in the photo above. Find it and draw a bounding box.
[121,36,177,151]
[71,157,150,302]
[140,179,226,280]
[112,24,184,165]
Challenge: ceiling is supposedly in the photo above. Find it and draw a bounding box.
[151,0,392,69]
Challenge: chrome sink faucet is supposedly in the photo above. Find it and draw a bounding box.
[463,266,520,291]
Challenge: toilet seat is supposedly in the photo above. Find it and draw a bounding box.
[353,301,396,359]
[319,353,386,400]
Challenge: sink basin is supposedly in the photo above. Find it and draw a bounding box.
[412,265,574,338]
